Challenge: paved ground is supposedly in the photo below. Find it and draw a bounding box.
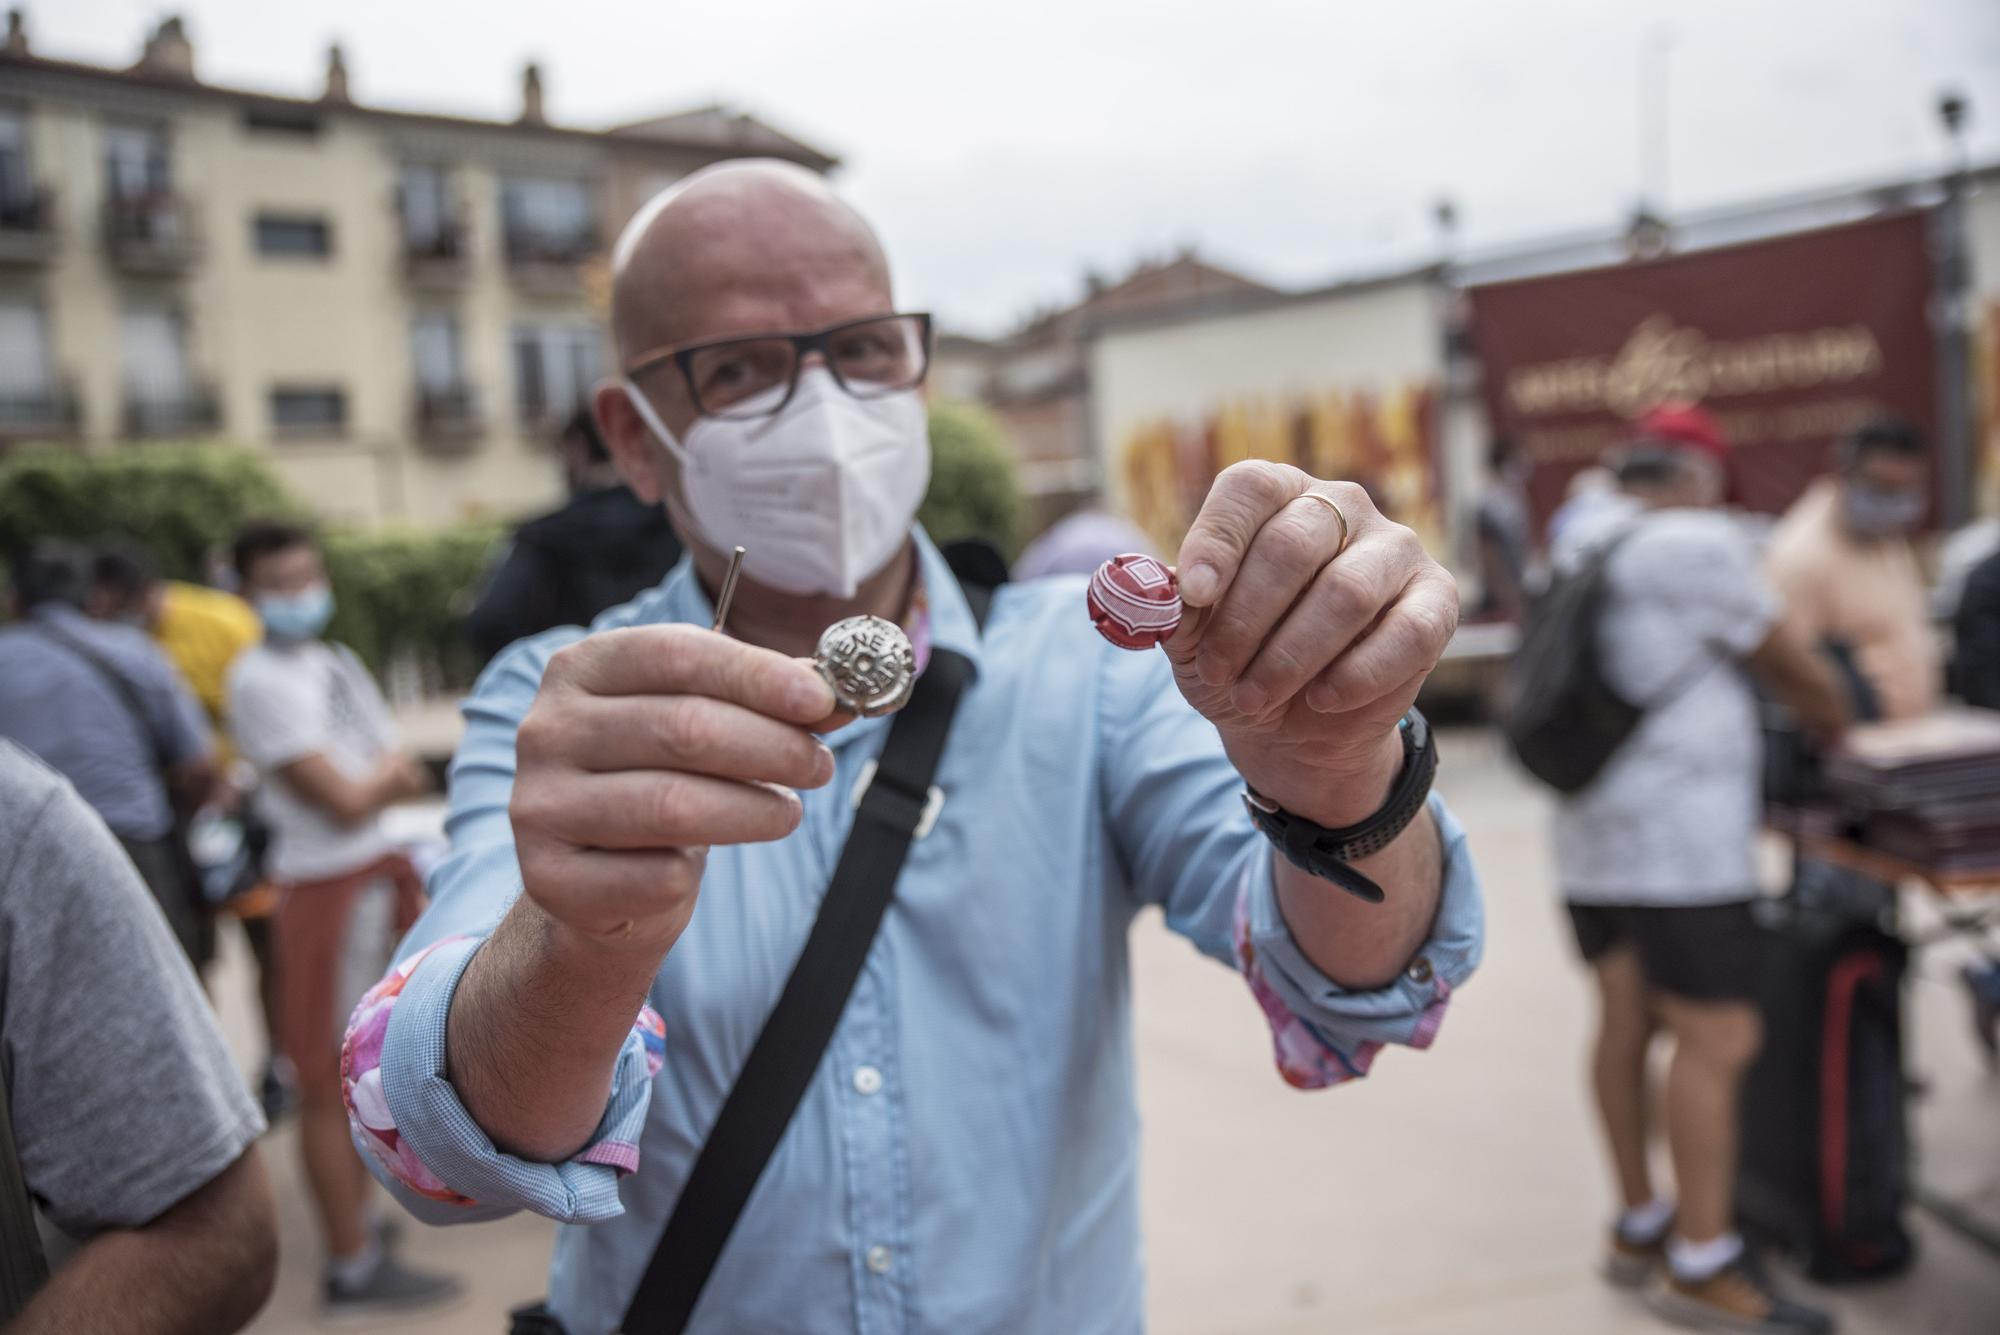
[219,727,2000,1333]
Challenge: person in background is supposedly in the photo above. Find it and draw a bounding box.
[1547,464,1624,552]
[462,408,683,666]
[90,541,295,1120]
[91,541,264,732]
[0,740,275,1333]
[1552,415,1848,1334]
[1765,418,1940,723]
[0,540,218,965]
[223,520,462,1321]
[1012,507,1156,580]
[1951,542,2000,1061]
[1471,435,1530,621]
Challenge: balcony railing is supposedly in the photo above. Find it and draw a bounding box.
[503,225,597,292]
[0,381,81,440]
[104,193,201,273]
[122,382,220,438]
[415,383,485,452]
[402,220,472,288]
[0,188,59,266]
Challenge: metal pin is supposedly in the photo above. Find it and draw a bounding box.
[711,546,746,633]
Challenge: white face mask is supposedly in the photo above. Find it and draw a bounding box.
[622,367,930,599]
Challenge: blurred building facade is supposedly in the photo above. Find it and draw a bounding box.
[936,252,1270,530]
[1087,160,2000,590]
[0,12,834,524]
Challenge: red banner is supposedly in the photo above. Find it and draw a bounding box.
[1466,212,1938,534]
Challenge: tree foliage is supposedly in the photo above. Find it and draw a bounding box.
[920,399,1026,559]
[0,445,498,682]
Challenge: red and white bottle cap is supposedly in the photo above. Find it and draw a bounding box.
[1087,553,1182,650]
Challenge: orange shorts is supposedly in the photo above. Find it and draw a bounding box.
[274,852,425,1103]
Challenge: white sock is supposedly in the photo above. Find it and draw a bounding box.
[1616,1197,1675,1242]
[328,1240,382,1291]
[1667,1231,1744,1282]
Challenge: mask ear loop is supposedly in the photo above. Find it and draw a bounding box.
[621,379,695,468]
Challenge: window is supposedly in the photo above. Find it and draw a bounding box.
[242,104,321,136]
[120,305,190,402]
[0,110,33,216]
[254,213,332,258]
[512,324,602,423]
[121,305,210,434]
[399,164,451,253]
[103,123,171,201]
[412,312,462,391]
[499,176,595,261]
[270,387,347,432]
[0,299,55,418]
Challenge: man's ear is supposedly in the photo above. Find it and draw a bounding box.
[593,380,665,505]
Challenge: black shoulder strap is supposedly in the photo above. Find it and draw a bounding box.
[621,575,998,1334]
[31,620,175,777]
[1,993,53,1321]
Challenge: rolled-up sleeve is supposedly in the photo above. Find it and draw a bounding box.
[1234,795,1482,1089]
[341,629,666,1224]
[346,933,665,1224]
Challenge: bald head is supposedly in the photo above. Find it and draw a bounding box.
[609,159,892,362]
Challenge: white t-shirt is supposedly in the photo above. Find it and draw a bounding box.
[226,639,398,884]
[1550,504,1780,906]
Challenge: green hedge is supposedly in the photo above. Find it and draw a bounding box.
[323,522,501,685]
[0,444,298,580]
[921,399,1026,558]
[0,410,1023,683]
[0,445,499,681]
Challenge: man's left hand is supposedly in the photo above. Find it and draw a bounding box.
[1166,461,1459,829]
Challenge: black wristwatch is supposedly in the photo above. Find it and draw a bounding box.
[1242,709,1437,904]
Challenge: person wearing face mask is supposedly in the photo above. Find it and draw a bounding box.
[1765,419,1941,723]
[340,161,1483,1335]
[221,519,463,1322]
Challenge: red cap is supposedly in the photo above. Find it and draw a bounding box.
[1634,402,1730,466]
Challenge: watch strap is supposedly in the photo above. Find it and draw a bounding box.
[1243,710,1437,903]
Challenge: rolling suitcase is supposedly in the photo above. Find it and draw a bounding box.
[1736,897,1914,1281]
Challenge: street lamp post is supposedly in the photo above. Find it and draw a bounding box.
[1934,90,1975,528]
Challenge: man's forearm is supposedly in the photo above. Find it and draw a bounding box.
[447,896,682,1162]
[13,1148,275,1335]
[1272,803,1443,991]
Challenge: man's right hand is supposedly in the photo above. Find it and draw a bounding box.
[508,625,839,949]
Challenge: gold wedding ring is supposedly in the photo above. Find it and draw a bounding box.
[1297,490,1350,557]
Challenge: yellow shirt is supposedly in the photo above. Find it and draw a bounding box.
[153,581,263,731]
[1765,477,1939,721]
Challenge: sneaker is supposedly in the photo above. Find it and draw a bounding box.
[1604,1216,1671,1289]
[258,1059,297,1125]
[322,1256,465,1325]
[1646,1256,1835,1333]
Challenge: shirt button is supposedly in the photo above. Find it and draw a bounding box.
[865,1244,893,1274]
[852,1065,883,1095]
[1406,956,1435,984]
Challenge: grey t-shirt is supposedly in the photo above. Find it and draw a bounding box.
[1550,504,1780,905]
[0,741,263,1239]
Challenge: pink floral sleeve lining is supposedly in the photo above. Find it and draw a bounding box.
[1232,881,1452,1090]
[342,936,668,1204]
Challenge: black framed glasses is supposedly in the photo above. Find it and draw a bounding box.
[624,312,933,421]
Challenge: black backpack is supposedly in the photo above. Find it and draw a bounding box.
[1500,533,1643,793]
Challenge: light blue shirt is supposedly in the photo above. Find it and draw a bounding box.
[364,531,1484,1334]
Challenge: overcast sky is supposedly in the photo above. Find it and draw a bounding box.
[41,0,2000,335]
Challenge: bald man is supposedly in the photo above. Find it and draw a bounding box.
[344,160,1484,1334]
